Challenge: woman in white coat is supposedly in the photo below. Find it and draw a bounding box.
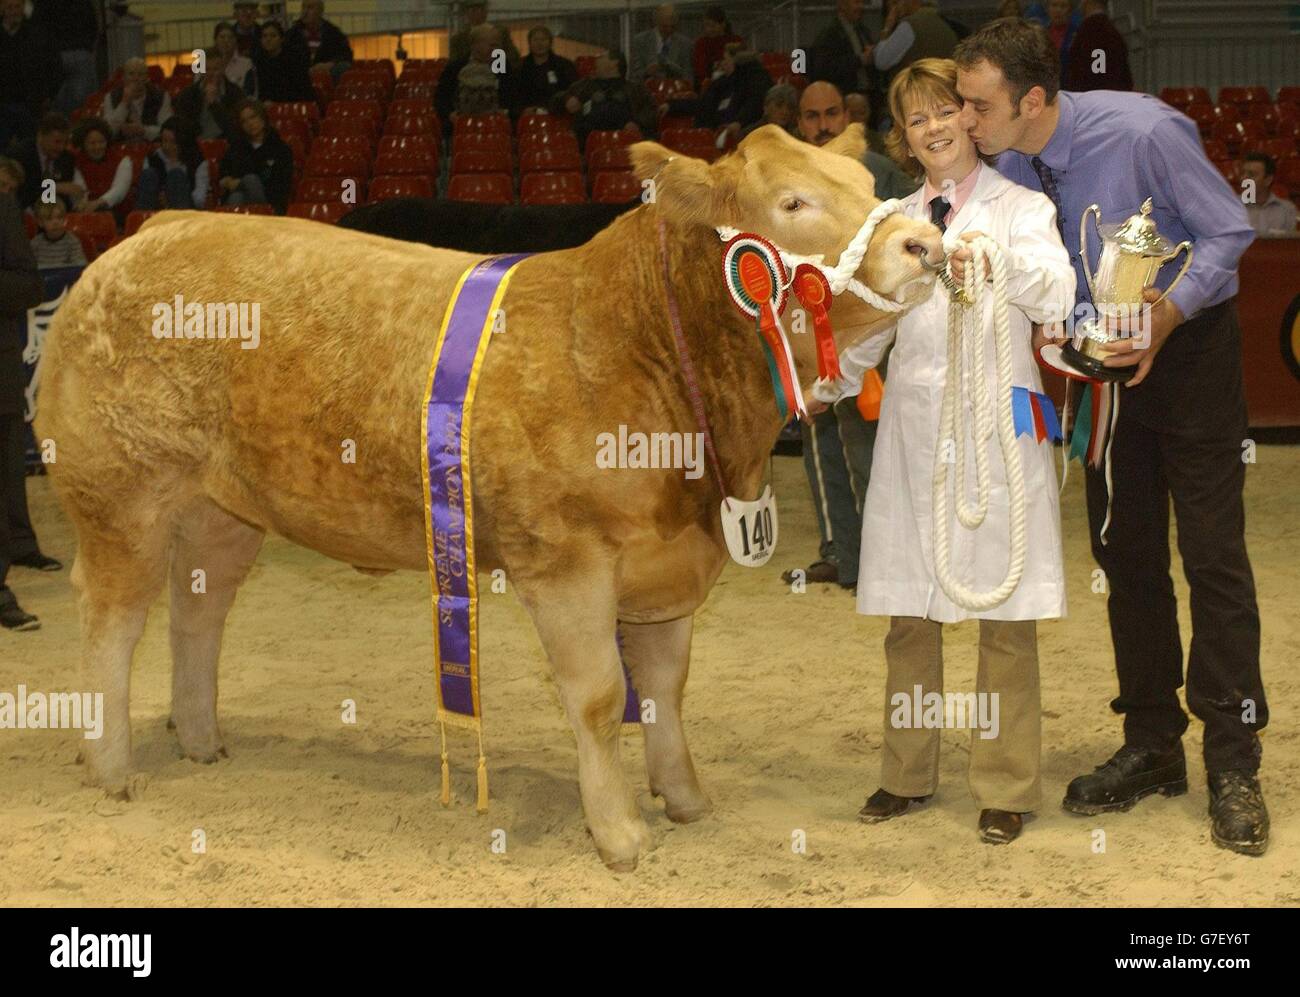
[811,58,1075,844]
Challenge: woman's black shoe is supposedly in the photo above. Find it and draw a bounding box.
[857,787,931,823]
[0,590,40,631]
[1062,743,1187,815]
[14,552,63,572]
[978,809,1024,844]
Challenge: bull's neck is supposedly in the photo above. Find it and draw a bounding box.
[579,205,789,499]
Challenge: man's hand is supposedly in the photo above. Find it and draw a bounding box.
[1031,321,1068,355]
[1100,286,1184,387]
[948,230,990,284]
[564,95,581,115]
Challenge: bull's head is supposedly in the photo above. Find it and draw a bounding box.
[629,124,944,369]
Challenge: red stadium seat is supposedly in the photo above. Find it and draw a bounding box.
[312,134,372,158]
[170,61,194,79]
[311,74,334,107]
[446,173,512,203]
[1160,86,1210,109]
[518,129,580,156]
[1278,159,1300,192]
[591,170,642,203]
[378,133,439,157]
[373,148,439,177]
[353,58,396,80]
[64,212,117,255]
[452,113,511,137]
[210,203,275,215]
[383,112,439,136]
[304,150,371,179]
[70,228,98,261]
[393,80,437,100]
[22,212,35,240]
[657,114,695,133]
[325,99,384,129]
[1219,86,1271,106]
[1184,103,1216,135]
[676,142,721,163]
[334,81,391,104]
[1278,87,1300,105]
[1210,103,1241,125]
[286,201,352,223]
[1213,158,1241,187]
[449,148,504,176]
[1245,104,1280,134]
[519,146,581,174]
[453,130,511,155]
[318,115,378,143]
[1202,138,1229,160]
[585,129,639,153]
[586,145,631,173]
[124,210,155,236]
[574,55,596,79]
[198,138,228,161]
[368,175,435,201]
[387,98,434,119]
[296,175,366,203]
[273,116,314,148]
[265,100,321,132]
[521,171,585,204]
[1212,120,1268,154]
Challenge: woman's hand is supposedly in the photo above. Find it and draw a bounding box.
[947,230,991,284]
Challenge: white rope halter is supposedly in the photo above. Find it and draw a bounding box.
[716,198,912,314]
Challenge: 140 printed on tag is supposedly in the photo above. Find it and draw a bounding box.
[720,485,778,567]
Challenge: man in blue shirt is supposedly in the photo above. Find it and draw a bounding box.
[953,17,1269,856]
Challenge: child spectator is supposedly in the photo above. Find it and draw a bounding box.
[30,200,86,268]
[217,98,292,213]
[253,20,314,103]
[102,57,173,142]
[136,116,210,210]
[71,117,133,215]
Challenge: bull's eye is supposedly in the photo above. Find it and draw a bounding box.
[782,198,803,213]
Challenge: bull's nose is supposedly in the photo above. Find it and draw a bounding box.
[905,236,946,271]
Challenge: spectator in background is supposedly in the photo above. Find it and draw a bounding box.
[9,112,83,212]
[693,43,771,142]
[70,117,132,215]
[808,0,876,103]
[288,0,353,82]
[0,185,47,631]
[253,20,315,103]
[0,156,22,196]
[866,1,959,80]
[514,26,576,115]
[846,91,869,125]
[232,1,263,56]
[29,200,84,268]
[556,50,658,148]
[215,21,259,97]
[0,0,63,153]
[997,0,1025,16]
[799,81,915,199]
[1241,152,1298,237]
[436,25,514,134]
[32,0,99,113]
[692,6,742,89]
[136,116,210,210]
[1026,0,1081,74]
[449,1,520,65]
[740,82,799,138]
[175,47,244,141]
[103,58,173,142]
[1063,0,1132,91]
[218,98,292,213]
[629,4,693,84]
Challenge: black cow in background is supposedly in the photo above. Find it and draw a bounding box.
[339,197,639,253]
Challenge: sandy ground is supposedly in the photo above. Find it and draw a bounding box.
[1,447,1296,907]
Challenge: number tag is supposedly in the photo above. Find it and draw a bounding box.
[720,485,778,567]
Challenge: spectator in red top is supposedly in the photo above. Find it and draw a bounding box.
[692,6,742,89]
[287,0,353,82]
[70,116,133,215]
[1063,0,1132,92]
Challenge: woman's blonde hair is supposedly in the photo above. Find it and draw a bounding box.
[884,57,964,178]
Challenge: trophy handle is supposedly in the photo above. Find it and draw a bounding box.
[1151,240,1194,308]
[1079,205,1102,301]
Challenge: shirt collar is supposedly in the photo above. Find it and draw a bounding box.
[1037,91,1075,173]
[922,160,982,218]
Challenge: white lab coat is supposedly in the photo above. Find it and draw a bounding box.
[821,163,1075,622]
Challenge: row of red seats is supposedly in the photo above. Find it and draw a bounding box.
[1162,86,1300,109]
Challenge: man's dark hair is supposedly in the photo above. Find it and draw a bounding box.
[1243,151,1276,178]
[37,112,70,135]
[953,16,1060,107]
[607,49,628,78]
[260,19,283,38]
[71,116,113,150]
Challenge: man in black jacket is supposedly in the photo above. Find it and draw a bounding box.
[0,0,63,152]
[218,99,294,213]
[8,111,83,211]
[253,20,315,103]
[31,0,99,113]
[174,48,244,141]
[287,0,353,81]
[807,0,884,127]
[0,190,51,631]
[514,25,576,115]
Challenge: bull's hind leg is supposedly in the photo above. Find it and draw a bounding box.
[519,575,654,871]
[67,497,175,796]
[168,497,265,762]
[620,615,713,824]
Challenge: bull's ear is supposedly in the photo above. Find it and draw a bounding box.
[823,122,867,161]
[629,140,724,228]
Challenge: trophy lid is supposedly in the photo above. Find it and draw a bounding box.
[1104,198,1173,256]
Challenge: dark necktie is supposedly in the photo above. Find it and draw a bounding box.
[1031,155,1067,245]
[928,194,950,233]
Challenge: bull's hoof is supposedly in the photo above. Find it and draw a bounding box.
[592,819,655,872]
[665,796,713,824]
[171,717,227,764]
[182,744,228,765]
[90,770,147,802]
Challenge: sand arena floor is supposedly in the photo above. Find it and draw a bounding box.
[0,448,1296,906]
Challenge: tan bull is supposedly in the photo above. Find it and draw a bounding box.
[36,124,943,869]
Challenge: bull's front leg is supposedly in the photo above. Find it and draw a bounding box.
[519,573,654,871]
[620,615,712,823]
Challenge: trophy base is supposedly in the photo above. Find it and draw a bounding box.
[1061,342,1135,384]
